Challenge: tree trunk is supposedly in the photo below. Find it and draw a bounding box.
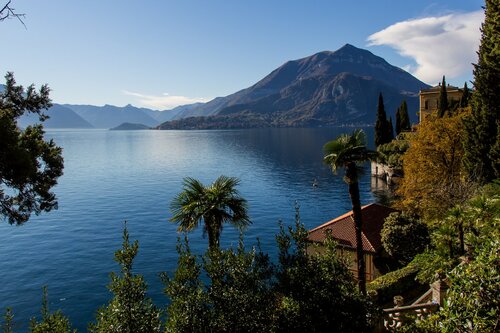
[458,222,465,255]
[346,162,366,295]
[207,219,220,252]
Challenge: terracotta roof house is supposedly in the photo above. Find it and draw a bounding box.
[307,203,398,282]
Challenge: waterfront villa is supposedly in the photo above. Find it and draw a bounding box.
[419,84,463,122]
[307,203,398,282]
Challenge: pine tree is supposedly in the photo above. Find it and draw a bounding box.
[400,100,411,131]
[395,107,401,135]
[463,0,500,182]
[460,82,470,108]
[438,75,449,117]
[375,93,390,146]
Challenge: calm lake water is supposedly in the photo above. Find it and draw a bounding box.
[0,127,382,331]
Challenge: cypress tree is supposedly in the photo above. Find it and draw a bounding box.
[395,107,402,135]
[438,75,448,117]
[375,93,390,146]
[400,100,411,132]
[460,82,470,108]
[463,0,500,182]
[388,116,394,141]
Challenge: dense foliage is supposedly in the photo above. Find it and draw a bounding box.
[274,217,372,333]
[28,287,75,333]
[381,212,430,265]
[164,211,374,333]
[367,264,422,305]
[163,235,275,333]
[397,110,472,219]
[376,138,409,169]
[439,239,499,332]
[0,72,64,224]
[463,0,500,183]
[89,225,162,333]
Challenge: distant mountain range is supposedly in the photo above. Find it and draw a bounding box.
[5,44,430,129]
[18,103,184,129]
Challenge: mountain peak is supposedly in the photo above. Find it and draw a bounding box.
[338,43,357,50]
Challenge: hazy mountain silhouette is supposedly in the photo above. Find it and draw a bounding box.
[18,104,94,129]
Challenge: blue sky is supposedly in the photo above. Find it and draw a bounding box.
[1,0,484,110]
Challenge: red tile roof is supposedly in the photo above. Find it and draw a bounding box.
[307,203,398,253]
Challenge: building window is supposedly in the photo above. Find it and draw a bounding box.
[425,100,428,110]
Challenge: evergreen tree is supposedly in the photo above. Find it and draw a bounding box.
[2,308,13,333]
[395,107,401,135]
[0,72,64,224]
[463,0,500,182]
[400,100,411,131]
[375,93,391,146]
[460,82,470,108]
[438,75,449,117]
[89,224,162,333]
[388,116,394,141]
[28,287,75,333]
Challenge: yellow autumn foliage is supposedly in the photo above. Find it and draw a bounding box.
[396,109,476,220]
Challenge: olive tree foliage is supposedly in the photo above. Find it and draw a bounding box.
[381,212,430,266]
[0,72,64,224]
[89,225,162,333]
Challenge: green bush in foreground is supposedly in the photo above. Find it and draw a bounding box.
[367,264,422,305]
[164,211,374,332]
[28,287,75,333]
[89,224,162,333]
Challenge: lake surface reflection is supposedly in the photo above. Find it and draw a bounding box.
[0,127,380,331]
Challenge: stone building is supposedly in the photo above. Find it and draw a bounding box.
[419,84,463,122]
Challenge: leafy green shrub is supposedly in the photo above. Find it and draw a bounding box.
[28,287,76,333]
[439,239,500,332]
[381,212,430,266]
[376,139,409,169]
[367,264,423,305]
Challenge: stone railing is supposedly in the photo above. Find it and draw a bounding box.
[383,302,439,331]
[378,278,448,331]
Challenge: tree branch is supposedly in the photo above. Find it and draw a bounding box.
[0,1,26,28]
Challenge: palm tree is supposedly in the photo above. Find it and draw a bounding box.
[323,129,374,295]
[170,176,251,251]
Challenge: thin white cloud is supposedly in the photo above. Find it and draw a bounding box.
[122,90,211,110]
[367,10,483,84]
